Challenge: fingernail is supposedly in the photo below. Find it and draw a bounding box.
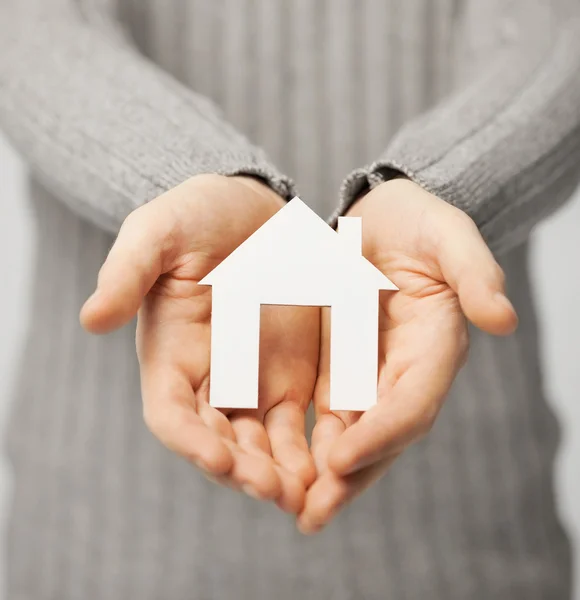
[494,292,518,325]
[194,458,209,471]
[494,292,514,311]
[242,484,263,500]
[297,520,323,536]
[84,289,102,309]
[346,460,369,475]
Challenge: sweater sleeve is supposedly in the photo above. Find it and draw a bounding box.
[336,1,580,255]
[0,0,295,234]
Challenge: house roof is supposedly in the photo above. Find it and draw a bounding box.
[199,197,397,291]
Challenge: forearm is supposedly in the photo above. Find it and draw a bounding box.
[0,1,294,233]
[337,1,580,255]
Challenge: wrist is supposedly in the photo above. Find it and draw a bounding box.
[347,176,421,217]
[229,174,286,209]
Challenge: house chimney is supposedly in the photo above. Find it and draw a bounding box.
[337,216,362,254]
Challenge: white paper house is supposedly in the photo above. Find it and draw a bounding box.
[199,197,397,412]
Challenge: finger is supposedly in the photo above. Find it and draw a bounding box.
[225,440,282,501]
[197,401,237,442]
[328,317,464,476]
[202,473,240,491]
[328,367,447,476]
[274,465,307,514]
[435,208,518,335]
[258,304,319,484]
[201,414,291,504]
[80,199,181,334]
[311,307,349,474]
[141,365,233,475]
[203,449,287,505]
[297,455,397,534]
[226,414,282,500]
[230,412,272,456]
[230,410,309,509]
[310,413,346,474]
[265,402,316,487]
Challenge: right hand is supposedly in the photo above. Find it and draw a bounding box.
[80,174,319,513]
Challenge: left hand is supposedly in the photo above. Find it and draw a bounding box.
[298,178,518,534]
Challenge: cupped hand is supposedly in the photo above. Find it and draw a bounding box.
[298,178,518,533]
[80,174,319,513]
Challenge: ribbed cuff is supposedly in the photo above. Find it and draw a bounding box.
[151,143,298,204]
[216,157,297,203]
[329,161,410,228]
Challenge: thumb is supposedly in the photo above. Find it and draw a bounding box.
[80,202,180,334]
[436,211,518,336]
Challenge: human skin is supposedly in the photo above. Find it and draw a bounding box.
[80,174,319,514]
[80,175,517,528]
[297,178,518,533]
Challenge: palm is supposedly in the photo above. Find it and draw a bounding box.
[309,225,468,507]
[317,256,467,438]
[84,175,319,511]
[300,179,515,533]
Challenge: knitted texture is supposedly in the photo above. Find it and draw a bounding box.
[0,1,576,598]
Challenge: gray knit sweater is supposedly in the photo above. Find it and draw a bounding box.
[0,1,578,598]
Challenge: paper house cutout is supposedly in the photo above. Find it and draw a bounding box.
[199,197,398,411]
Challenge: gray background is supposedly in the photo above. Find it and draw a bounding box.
[0,133,578,598]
